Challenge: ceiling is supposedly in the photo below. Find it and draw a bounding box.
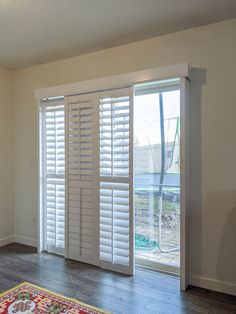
[0,0,236,70]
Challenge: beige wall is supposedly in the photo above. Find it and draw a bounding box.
[12,19,236,294]
[0,66,14,244]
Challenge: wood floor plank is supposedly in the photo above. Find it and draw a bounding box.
[0,243,235,314]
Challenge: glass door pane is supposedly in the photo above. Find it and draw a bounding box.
[134,80,180,271]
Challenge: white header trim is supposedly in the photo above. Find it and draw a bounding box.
[35,63,190,100]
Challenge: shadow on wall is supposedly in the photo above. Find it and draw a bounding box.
[188,70,236,294]
[188,68,206,281]
[217,198,236,294]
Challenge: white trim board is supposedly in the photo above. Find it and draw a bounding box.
[35,63,190,99]
[14,235,37,247]
[180,77,190,291]
[189,274,236,296]
[0,235,38,248]
[0,235,14,247]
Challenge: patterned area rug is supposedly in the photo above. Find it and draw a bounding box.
[0,282,110,314]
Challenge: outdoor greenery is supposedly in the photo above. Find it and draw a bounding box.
[135,188,180,230]
[135,191,180,213]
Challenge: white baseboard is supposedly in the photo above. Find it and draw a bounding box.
[0,235,15,247]
[14,235,37,248]
[189,274,236,296]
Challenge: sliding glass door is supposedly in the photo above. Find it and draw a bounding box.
[134,79,181,274]
[39,74,188,281]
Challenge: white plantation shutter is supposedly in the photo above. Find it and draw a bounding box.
[40,87,133,274]
[40,99,65,254]
[99,87,134,275]
[64,93,99,265]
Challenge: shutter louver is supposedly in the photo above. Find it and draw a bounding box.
[65,94,99,265]
[99,88,134,275]
[41,100,65,255]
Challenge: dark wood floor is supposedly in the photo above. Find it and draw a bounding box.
[0,244,235,314]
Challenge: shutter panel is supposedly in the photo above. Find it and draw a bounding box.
[64,93,99,265]
[41,99,65,255]
[99,87,134,275]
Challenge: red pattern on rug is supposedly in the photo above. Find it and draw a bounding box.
[0,283,110,314]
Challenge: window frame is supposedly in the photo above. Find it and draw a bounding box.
[37,63,190,290]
